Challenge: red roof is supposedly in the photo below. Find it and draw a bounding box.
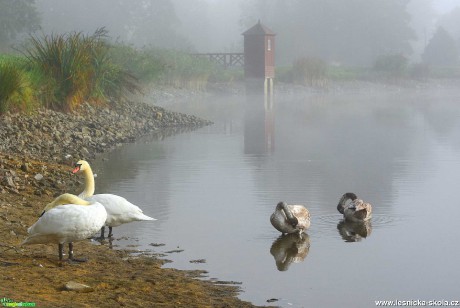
[242,20,276,36]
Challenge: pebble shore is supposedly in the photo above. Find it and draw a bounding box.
[0,100,212,163]
[0,100,212,195]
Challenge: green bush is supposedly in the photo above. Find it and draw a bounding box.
[23,28,139,111]
[282,57,328,87]
[110,45,217,91]
[373,54,408,78]
[109,44,165,83]
[0,56,36,113]
[409,62,430,80]
[157,50,214,91]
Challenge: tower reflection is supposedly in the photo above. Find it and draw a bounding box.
[244,82,275,155]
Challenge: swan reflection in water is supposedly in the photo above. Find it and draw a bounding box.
[337,220,372,242]
[94,236,115,249]
[270,233,310,271]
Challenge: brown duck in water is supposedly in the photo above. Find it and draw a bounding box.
[270,201,311,235]
[337,192,372,222]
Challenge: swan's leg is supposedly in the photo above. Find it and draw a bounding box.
[298,231,304,239]
[58,243,64,261]
[108,226,113,238]
[100,226,105,239]
[68,242,87,262]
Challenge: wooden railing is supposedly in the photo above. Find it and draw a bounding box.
[191,53,244,68]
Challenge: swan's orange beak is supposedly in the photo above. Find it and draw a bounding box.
[72,164,81,174]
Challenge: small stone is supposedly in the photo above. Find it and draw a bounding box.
[5,176,15,188]
[34,174,44,181]
[20,163,29,172]
[81,126,91,135]
[64,281,94,293]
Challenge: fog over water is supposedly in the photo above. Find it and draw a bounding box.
[89,87,460,307]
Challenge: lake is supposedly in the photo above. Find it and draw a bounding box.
[89,85,460,307]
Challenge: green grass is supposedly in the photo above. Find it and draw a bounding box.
[0,55,36,113]
[110,45,221,90]
[22,28,139,110]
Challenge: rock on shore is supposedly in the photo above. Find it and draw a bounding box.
[0,100,212,197]
[0,100,212,163]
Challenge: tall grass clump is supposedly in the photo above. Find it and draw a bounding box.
[109,44,165,83]
[90,38,140,102]
[0,55,36,113]
[112,47,215,91]
[278,57,329,88]
[23,28,139,111]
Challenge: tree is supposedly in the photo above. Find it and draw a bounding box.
[373,54,408,77]
[422,26,458,66]
[438,7,460,44]
[0,0,40,50]
[34,0,190,50]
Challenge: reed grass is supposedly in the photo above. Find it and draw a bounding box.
[110,45,216,91]
[0,56,36,113]
[158,50,215,91]
[23,28,139,111]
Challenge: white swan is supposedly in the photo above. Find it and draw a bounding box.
[270,201,311,235]
[337,192,372,222]
[72,160,156,238]
[22,193,107,261]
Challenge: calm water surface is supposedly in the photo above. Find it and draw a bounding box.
[90,88,460,307]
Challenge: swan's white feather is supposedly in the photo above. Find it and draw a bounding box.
[86,194,155,227]
[22,202,107,245]
[73,160,156,231]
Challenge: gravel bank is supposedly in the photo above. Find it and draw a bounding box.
[0,100,212,164]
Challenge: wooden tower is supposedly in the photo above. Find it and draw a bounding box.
[242,20,275,80]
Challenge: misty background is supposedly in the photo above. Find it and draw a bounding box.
[2,0,460,67]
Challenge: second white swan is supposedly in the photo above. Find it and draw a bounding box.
[72,160,156,238]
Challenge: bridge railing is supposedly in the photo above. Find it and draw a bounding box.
[191,53,244,68]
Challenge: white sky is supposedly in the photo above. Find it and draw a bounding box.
[433,0,459,14]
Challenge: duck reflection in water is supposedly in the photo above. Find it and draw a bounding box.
[337,220,372,242]
[270,233,310,271]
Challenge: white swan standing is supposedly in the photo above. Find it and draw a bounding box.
[72,160,156,238]
[337,192,372,222]
[22,193,107,261]
[270,201,311,235]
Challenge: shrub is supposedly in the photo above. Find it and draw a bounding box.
[0,57,36,113]
[409,62,430,80]
[290,57,328,87]
[373,54,408,78]
[23,28,139,111]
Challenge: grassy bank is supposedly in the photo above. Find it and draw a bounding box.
[0,29,238,114]
[276,55,460,88]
